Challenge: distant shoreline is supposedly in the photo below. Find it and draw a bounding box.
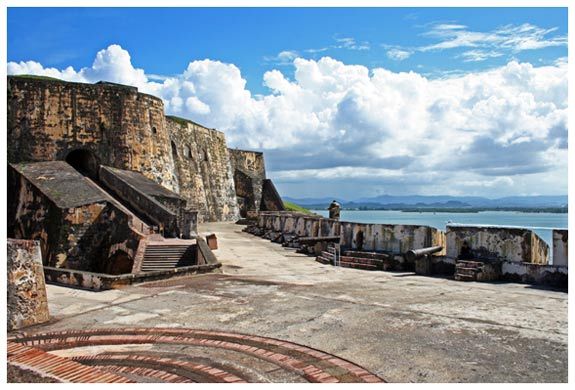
[342,207,568,214]
[308,207,567,214]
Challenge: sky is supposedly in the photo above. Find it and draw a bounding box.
[6,7,569,199]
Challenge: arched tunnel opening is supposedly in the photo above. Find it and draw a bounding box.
[66,149,100,179]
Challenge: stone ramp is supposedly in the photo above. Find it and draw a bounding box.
[9,161,108,209]
[83,175,153,235]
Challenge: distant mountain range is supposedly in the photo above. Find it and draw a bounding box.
[283,195,568,209]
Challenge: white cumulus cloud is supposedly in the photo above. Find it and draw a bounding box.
[7,44,568,196]
[386,48,412,61]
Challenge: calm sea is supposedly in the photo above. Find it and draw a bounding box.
[310,209,567,248]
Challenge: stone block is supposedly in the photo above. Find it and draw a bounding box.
[7,239,50,330]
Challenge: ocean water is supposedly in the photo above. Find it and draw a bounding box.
[310,209,568,248]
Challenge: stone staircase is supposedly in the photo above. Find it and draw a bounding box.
[339,251,390,271]
[316,244,336,265]
[316,247,395,271]
[140,240,197,272]
[455,259,502,282]
[454,260,484,281]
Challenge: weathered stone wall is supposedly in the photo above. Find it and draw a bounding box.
[8,77,286,223]
[99,166,180,236]
[43,261,221,291]
[256,212,443,254]
[228,149,266,217]
[553,230,568,266]
[8,76,179,191]
[501,261,567,287]
[446,225,549,264]
[166,116,239,222]
[339,222,445,254]
[8,165,144,274]
[7,239,50,330]
[8,165,73,267]
[261,179,285,212]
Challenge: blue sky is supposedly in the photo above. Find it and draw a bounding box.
[7,7,569,199]
[8,8,567,92]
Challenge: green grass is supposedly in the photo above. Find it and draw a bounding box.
[166,115,192,127]
[283,200,316,215]
[11,74,64,82]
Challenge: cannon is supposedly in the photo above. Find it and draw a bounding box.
[404,245,443,262]
[405,246,443,276]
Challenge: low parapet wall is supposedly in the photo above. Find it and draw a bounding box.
[44,263,221,291]
[501,261,567,288]
[254,211,444,255]
[339,222,445,254]
[446,225,549,264]
[553,230,568,266]
[257,212,445,255]
[248,211,567,288]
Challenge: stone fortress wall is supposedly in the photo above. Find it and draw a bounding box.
[166,116,239,222]
[7,75,284,281]
[228,149,266,217]
[7,78,179,190]
[7,76,280,222]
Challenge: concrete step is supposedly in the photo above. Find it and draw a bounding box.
[141,243,196,271]
[340,256,382,268]
[143,249,192,253]
[315,256,333,265]
[455,268,478,277]
[454,273,476,281]
[343,251,391,260]
[455,266,482,271]
[321,251,336,259]
[339,261,379,271]
[456,260,484,268]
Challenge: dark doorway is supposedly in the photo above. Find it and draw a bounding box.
[171,141,178,161]
[233,170,255,217]
[66,149,100,179]
[106,250,134,275]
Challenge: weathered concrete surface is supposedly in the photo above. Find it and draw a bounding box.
[24,222,567,383]
[7,239,50,330]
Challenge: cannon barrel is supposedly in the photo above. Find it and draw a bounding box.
[405,246,443,262]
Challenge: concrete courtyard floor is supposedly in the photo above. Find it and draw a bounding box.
[26,222,567,382]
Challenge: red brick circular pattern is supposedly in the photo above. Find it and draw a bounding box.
[9,328,384,383]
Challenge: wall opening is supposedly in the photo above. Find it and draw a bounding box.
[106,250,134,275]
[66,149,100,179]
[171,141,178,160]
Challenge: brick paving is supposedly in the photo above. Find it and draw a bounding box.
[8,327,384,383]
